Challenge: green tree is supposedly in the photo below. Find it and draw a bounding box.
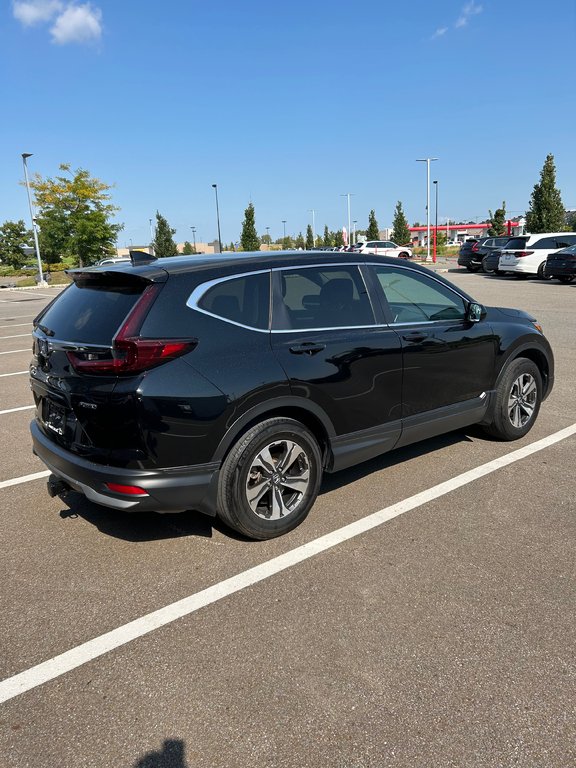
[567,211,576,231]
[525,154,565,233]
[306,224,314,250]
[153,211,179,257]
[367,209,379,240]
[182,240,194,255]
[333,230,344,247]
[323,225,332,246]
[29,164,122,267]
[315,234,324,248]
[0,219,33,268]
[391,202,411,245]
[240,202,260,251]
[260,232,272,245]
[295,232,305,249]
[487,201,507,236]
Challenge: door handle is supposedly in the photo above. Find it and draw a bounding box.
[402,331,429,343]
[289,342,326,355]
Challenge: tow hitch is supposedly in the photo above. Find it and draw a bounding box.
[47,474,71,498]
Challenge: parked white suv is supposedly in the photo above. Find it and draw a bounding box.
[351,240,413,259]
[499,233,576,279]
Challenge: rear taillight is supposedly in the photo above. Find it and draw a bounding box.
[66,283,197,375]
[515,251,534,258]
[472,242,479,252]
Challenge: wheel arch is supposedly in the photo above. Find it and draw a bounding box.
[212,398,334,468]
[496,344,552,399]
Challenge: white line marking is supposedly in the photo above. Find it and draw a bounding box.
[0,422,575,705]
[0,371,28,378]
[0,349,29,355]
[0,314,36,320]
[0,323,31,329]
[0,405,35,416]
[0,470,50,490]
[0,333,30,339]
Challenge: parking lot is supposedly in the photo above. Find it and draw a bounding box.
[0,271,574,768]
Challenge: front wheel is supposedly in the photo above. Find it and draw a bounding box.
[398,251,410,260]
[482,358,542,441]
[217,418,322,540]
[537,261,552,280]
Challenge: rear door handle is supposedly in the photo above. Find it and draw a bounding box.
[402,331,429,343]
[289,342,326,355]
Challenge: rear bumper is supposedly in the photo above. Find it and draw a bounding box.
[31,420,220,516]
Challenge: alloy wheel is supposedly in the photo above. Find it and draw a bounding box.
[246,439,310,520]
[508,373,537,428]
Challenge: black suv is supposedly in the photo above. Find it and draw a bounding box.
[30,251,554,539]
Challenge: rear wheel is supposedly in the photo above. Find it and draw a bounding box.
[217,418,322,540]
[558,275,574,284]
[482,358,542,441]
[398,251,410,260]
[466,264,481,272]
[537,261,552,280]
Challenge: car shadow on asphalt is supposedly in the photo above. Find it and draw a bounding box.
[56,428,482,543]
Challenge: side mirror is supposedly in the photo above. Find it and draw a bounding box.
[467,302,484,323]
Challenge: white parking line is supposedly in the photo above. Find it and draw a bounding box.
[0,422,575,705]
[0,323,32,329]
[0,349,29,355]
[0,405,35,416]
[0,314,37,320]
[0,333,30,340]
[0,470,50,490]
[0,371,28,378]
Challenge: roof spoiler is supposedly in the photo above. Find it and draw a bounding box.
[129,249,158,266]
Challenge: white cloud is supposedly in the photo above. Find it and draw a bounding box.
[50,3,102,44]
[455,1,483,28]
[12,0,63,26]
[431,27,448,39]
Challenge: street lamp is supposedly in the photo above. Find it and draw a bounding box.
[352,220,357,245]
[211,184,222,254]
[340,193,353,246]
[433,180,438,263]
[149,217,154,255]
[416,158,438,262]
[190,226,196,253]
[266,227,270,249]
[308,209,315,249]
[21,153,45,285]
[282,220,287,249]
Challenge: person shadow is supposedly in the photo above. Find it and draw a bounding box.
[132,739,188,768]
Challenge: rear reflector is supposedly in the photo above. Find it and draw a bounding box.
[515,251,534,257]
[105,483,149,496]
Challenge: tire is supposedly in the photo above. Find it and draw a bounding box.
[217,418,322,540]
[466,264,481,272]
[558,275,574,284]
[482,358,542,441]
[537,261,552,280]
[398,251,410,260]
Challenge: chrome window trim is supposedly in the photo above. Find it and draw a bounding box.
[186,269,271,333]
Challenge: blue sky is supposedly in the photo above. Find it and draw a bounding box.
[1,0,575,246]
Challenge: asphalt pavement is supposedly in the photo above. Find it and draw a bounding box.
[0,272,574,768]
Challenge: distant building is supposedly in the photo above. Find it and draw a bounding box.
[409,220,524,246]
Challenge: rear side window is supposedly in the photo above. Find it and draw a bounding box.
[196,272,270,330]
[273,265,374,330]
[505,237,529,249]
[35,279,144,344]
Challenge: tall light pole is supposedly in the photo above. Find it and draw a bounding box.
[21,153,45,285]
[308,209,315,249]
[341,193,353,246]
[433,180,438,263]
[416,158,438,262]
[282,220,287,248]
[352,220,357,245]
[266,226,270,249]
[190,226,196,253]
[211,184,222,253]
[149,217,154,255]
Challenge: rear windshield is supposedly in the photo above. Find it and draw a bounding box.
[504,237,528,249]
[35,279,144,345]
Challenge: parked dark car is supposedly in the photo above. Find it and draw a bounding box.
[457,238,483,271]
[476,236,512,263]
[30,251,554,540]
[483,249,508,275]
[544,243,576,283]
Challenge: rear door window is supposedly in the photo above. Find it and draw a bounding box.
[35,278,145,344]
